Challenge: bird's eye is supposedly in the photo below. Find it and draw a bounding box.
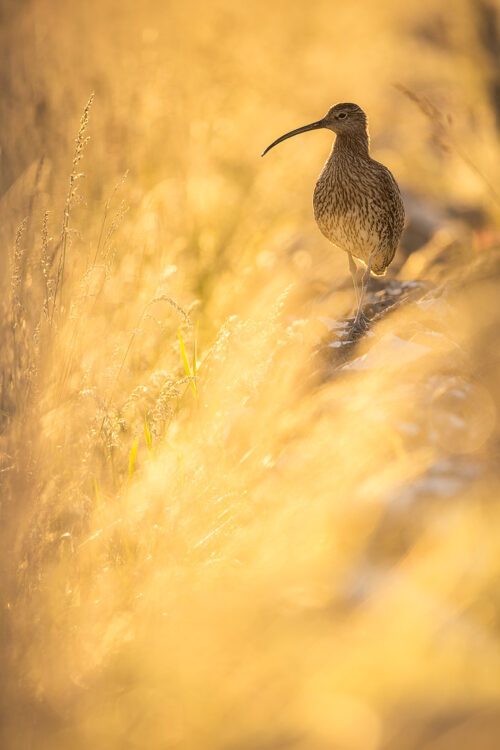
[338,112,348,119]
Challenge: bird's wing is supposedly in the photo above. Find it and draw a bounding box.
[373,162,405,244]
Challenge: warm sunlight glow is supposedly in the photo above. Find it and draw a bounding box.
[2,1,500,748]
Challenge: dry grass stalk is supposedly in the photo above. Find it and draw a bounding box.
[396,82,500,208]
[51,92,94,322]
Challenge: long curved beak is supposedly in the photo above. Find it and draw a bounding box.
[261,119,325,156]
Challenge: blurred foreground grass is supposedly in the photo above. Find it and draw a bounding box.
[2,1,500,748]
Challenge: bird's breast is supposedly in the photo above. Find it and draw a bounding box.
[313,175,381,262]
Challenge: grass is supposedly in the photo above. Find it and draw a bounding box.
[178,328,198,398]
[2,1,500,748]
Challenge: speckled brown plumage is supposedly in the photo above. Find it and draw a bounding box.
[262,103,405,326]
[312,103,404,275]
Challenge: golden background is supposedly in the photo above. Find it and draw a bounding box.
[1,0,500,748]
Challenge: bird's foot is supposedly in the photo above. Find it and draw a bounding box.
[348,309,370,337]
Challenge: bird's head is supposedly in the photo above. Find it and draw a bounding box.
[262,102,367,156]
[322,102,367,134]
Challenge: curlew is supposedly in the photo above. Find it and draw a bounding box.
[262,102,405,332]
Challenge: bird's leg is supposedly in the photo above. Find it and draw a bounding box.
[347,252,360,304]
[352,251,374,330]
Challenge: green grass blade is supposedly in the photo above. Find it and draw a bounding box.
[93,476,102,508]
[128,437,138,480]
[178,328,197,397]
[193,320,199,377]
[144,413,153,460]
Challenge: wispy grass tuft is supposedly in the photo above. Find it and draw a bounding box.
[51,92,94,322]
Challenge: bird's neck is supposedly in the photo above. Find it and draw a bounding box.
[333,131,370,160]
